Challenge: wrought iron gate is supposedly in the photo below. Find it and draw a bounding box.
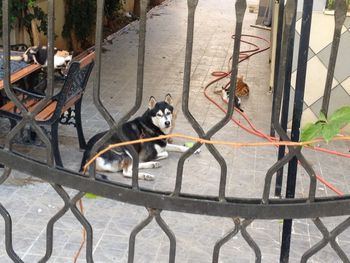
[1,0,350,262]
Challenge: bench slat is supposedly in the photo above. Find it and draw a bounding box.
[0,96,37,113]
[35,101,57,121]
[78,52,95,69]
[1,89,84,122]
[0,64,42,90]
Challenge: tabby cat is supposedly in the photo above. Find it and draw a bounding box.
[222,75,249,98]
[235,76,249,97]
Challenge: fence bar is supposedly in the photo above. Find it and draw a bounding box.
[270,0,284,138]
[0,0,11,175]
[128,210,153,263]
[90,0,108,178]
[92,0,113,126]
[2,0,10,95]
[44,0,56,166]
[28,0,54,116]
[2,147,349,219]
[2,0,54,165]
[213,218,240,262]
[174,0,200,195]
[274,0,294,197]
[241,219,261,263]
[320,0,347,116]
[155,211,176,263]
[0,204,23,262]
[175,0,247,198]
[46,0,55,97]
[280,0,313,262]
[301,217,350,262]
[270,0,295,142]
[129,0,148,188]
[115,0,149,189]
[39,184,70,262]
[70,193,94,262]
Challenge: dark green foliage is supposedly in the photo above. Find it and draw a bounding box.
[0,0,47,45]
[62,0,121,50]
[62,0,97,49]
[104,0,122,19]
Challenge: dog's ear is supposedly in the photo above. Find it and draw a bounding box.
[164,94,173,105]
[148,96,157,109]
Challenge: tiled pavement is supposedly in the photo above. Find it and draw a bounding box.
[1,0,350,262]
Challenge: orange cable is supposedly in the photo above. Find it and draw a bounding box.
[82,134,350,174]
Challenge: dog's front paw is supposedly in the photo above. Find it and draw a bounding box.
[151,162,161,168]
[141,173,155,181]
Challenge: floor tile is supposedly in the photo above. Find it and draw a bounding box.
[291,56,338,106]
[340,76,350,95]
[310,84,350,116]
[295,13,347,54]
[317,30,350,83]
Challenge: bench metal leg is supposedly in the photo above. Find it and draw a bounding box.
[74,99,87,150]
[50,122,63,167]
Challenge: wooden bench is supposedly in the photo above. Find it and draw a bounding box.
[0,63,42,90]
[0,50,95,167]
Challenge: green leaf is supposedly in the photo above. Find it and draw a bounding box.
[85,193,98,199]
[301,122,323,142]
[329,106,350,127]
[321,123,340,143]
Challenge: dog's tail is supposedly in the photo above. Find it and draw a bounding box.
[79,131,108,173]
[80,146,110,181]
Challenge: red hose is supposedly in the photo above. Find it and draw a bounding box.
[203,34,347,196]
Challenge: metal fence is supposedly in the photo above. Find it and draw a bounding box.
[0,0,349,262]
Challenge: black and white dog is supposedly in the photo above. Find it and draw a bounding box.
[23,46,72,69]
[80,94,196,181]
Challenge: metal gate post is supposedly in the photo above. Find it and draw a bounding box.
[280,0,314,262]
[270,0,284,139]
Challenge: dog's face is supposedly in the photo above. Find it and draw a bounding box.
[149,94,174,134]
